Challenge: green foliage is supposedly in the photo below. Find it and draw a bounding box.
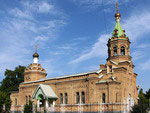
[0,66,25,92]
[0,91,11,113]
[138,89,147,104]
[130,104,148,113]
[145,89,150,100]
[0,65,25,112]
[131,88,150,113]
[24,100,33,113]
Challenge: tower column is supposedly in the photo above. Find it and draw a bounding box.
[37,100,40,108]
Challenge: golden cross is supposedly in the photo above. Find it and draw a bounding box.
[116,0,119,13]
[35,44,39,53]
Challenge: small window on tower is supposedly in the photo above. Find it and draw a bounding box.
[121,46,125,55]
[114,46,118,56]
[109,65,112,72]
[102,93,106,103]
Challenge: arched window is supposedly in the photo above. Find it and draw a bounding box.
[15,98,17,105]
[76,92,80,104]
[102,93,106,103]
[109,65,112,72]
[64,93,68,104]
[116,93,118,102]
[60,93,63,104]
[121,46,125,55]
[26,96,28,104]
[114,46,118,56]
[29,96,31,102]
[81,92,85,104]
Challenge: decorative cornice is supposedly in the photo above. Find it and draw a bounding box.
[25,63,46,73]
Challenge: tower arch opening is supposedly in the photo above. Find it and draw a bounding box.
[102,93,106,103]
[113,46,118,56]
[120,46,125,55]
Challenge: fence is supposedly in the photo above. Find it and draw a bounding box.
[10,103,130,113]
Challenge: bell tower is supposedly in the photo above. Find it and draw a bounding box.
[107,2,131,63]
[101,1,138,106]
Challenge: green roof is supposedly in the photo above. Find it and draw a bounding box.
[112,16,125,38]
[114,21,123,37]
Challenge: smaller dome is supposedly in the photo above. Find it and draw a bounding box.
[33,52,39,58]
[115,12,121,17]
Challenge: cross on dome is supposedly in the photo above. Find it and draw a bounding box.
[33,44,39,63]
[112,0,126,38]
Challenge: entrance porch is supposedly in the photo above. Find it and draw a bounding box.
[32,84,58,112]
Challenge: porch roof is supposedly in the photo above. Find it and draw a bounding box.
[32,84,58,100]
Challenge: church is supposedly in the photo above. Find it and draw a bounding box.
[10,4,139,113]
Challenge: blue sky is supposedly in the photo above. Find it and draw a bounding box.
[0,0,150,91]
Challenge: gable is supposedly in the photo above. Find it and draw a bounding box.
[32,84,58,100]
[33,88,44,100]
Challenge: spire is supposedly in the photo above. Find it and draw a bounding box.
[112,0,125,38]
[116,0,119,13]
[33,44,39,64]
[115,0,121,22]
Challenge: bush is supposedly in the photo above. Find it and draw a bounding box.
[130,104,148,113]
[24,101,33,113]
[130,88,150,113]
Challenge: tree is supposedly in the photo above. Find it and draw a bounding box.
[0,91,11,113]
[0,65,25,112]
[145,89,150,99]
[130,88,150,113]
[130,104,148,113]
[138,88,147,104]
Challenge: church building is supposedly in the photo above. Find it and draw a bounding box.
[10,4,139,113]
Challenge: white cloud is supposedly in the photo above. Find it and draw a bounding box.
[39,2,54,13]
[131,51,144,61]
[10,8,33,20]
[70,10,150,64]
[0,33,31,73]
[70,34,109,64]
[72,0,132,9]
[8,19,37,33]
[137,43,150,49]
[123,11,150,41]
[0,0,66,77]
[40,59,55,75]
[72,37,89,41]
[58,46,73,50]
[73,0,114,6]
[21,1,56,14]
[39,20,66,32]
[35,36,49,41]
[139,60,150,70]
